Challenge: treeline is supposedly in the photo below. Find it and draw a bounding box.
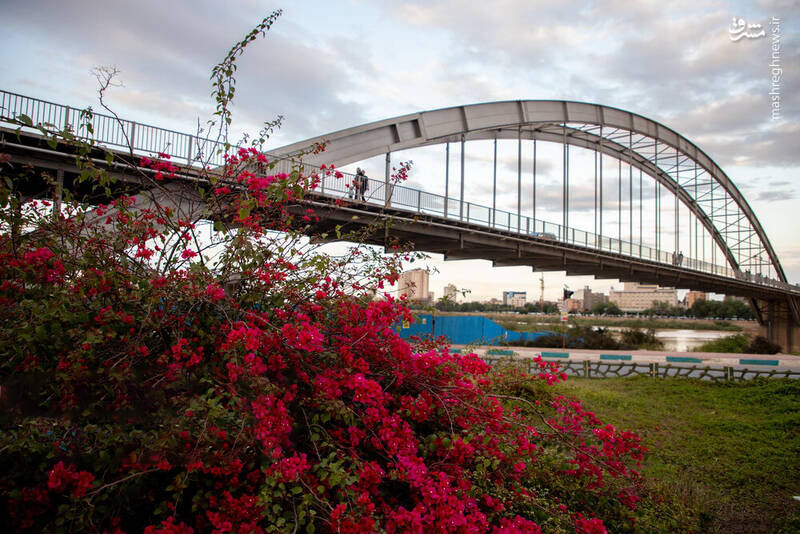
[419,296,754,320]
[513,326,664,351]
[589,298,753,319]
[643,297,753,319]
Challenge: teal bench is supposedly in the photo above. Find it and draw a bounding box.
[600,354,632,361]
[739,359,779,366]
[540,352,569,359]
[449,348,462,354]
[487,349,514,356]
[666,356,702,363]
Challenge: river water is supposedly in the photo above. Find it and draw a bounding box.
[516,320,739,352]
[600,326,732,351]
[651,329,731,352]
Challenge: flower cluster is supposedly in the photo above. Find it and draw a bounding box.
[140,153,178,181]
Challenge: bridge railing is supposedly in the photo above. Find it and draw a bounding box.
[311,168,800,293]
[2,89,797,293]
[0,90,232,168]
[312,167,721,273]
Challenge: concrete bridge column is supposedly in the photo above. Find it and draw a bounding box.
[759,298,799,353]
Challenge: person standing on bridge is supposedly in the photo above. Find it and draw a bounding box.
[358,169,369,201]
[350,168,362,199]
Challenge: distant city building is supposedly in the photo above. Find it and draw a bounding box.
[565,298,582,312]
[573,286,608,312]
[502,291,527,308]
[609,282,678,312]
[686,291,707,308]
[443,283,458,301]
[397,268,430,303]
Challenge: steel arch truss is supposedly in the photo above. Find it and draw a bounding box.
[270,100,786,284]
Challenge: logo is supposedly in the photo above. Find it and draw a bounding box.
[728,17,766,41]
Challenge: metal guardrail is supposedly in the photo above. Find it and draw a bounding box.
[482,356,800,381]
[0,90,232,167]
[2,88,797,293]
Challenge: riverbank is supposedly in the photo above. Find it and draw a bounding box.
[407,312,764,351]
[477,312,756,332]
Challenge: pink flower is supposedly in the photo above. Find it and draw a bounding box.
[205,283,226,301]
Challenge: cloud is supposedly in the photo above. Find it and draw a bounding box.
[694,121,800,167]
[756,189,795,201]
[0,0,375,144]
[386,0,798,163]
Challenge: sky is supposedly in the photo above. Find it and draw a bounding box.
[1,0,797,302]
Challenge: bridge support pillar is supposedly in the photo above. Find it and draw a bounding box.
[758,298,799,353]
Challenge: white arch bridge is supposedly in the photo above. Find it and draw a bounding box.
[1,91,799,350]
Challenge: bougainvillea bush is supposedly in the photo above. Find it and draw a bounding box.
[1,12,653,534]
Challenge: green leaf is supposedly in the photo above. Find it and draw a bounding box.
[17,114,32,126]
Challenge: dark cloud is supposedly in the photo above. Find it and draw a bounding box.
[0,0,374,143]
[756,189,795,201]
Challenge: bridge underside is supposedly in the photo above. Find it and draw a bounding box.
[302,200,790,302]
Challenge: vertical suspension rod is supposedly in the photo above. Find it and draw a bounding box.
[517,127,522,232]
[533,139,537,225]
[492,137,497,226]
[444,142,449,218]
[459,135,465,220]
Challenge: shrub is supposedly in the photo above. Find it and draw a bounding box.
[692,334,751,353]
[693,334,781,354]
[619,328,664,351]
[0,13,651,533]
[517,326,663,351]
[744,336,782,354]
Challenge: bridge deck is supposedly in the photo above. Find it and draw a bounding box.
[1,122,798,305]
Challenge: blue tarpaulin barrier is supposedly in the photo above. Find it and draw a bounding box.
[398,314,551,346]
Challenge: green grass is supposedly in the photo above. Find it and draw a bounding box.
[553,376,800,533]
